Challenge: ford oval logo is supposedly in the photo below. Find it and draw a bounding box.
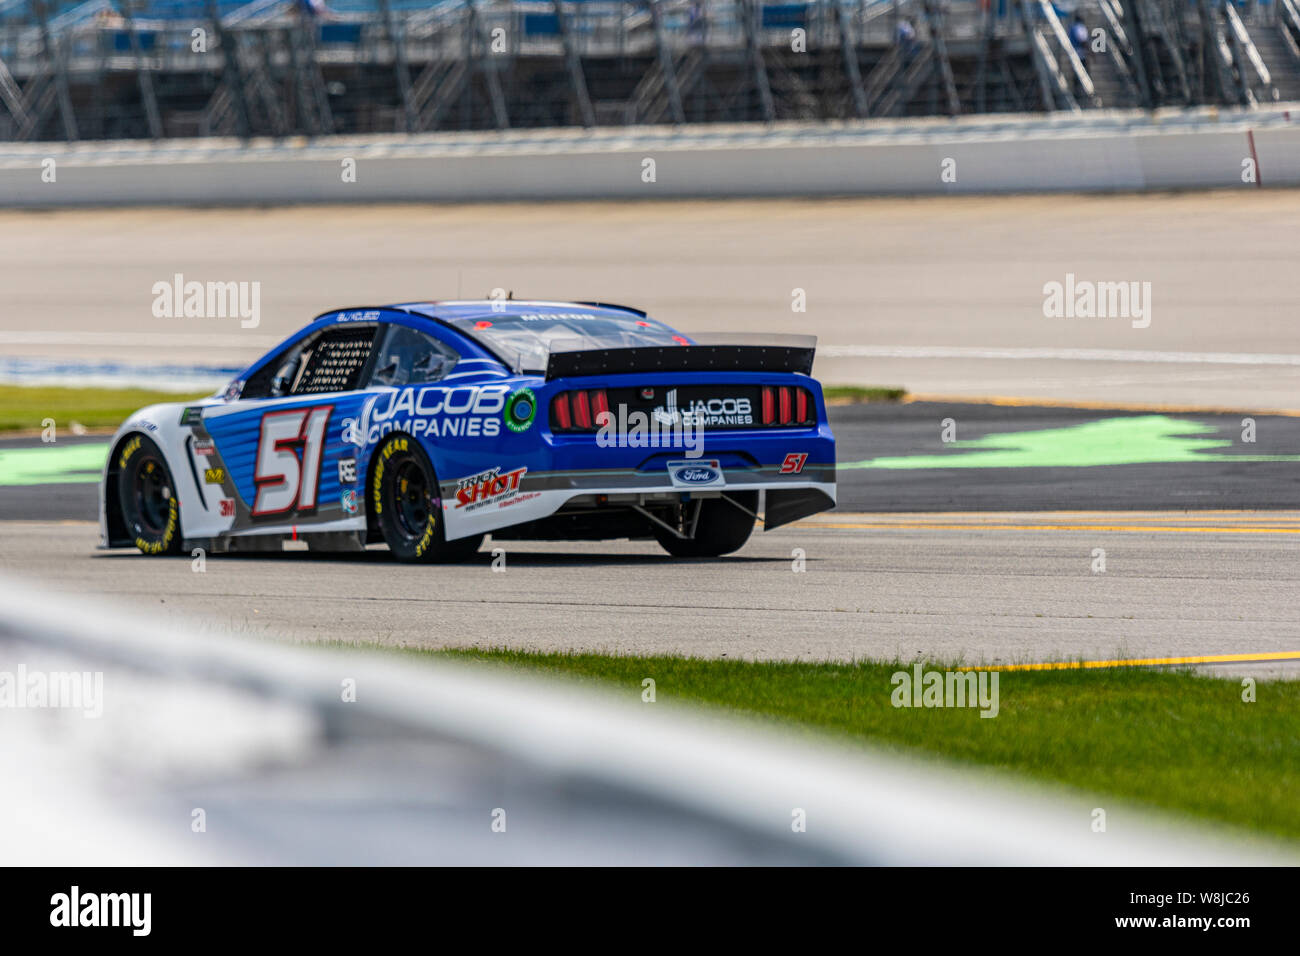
[673,466,719,484]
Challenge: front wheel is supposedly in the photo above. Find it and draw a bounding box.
[117,433,183,556]
[653,492,757,558]
[371,435,482,563]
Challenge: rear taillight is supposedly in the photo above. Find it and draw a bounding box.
[553,386,814,432]
[761,386,815,426]
[573,390,591,429]
[553,392,572,430]
[550,388,609,432]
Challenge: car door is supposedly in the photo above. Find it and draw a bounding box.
[201,322,382,534]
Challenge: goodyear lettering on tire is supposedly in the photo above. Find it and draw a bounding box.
[133,498,177,554]
[414,517,436,557]
[118,435,142,469]
[373,437,410,516]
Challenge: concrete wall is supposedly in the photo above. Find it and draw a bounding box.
[1,106,1296,206]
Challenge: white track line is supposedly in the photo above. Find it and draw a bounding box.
[0,331,281,348]
[821,345,1300,366]
[9,335,1300,369]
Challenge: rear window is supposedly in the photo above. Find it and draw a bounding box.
[444,311,686,373]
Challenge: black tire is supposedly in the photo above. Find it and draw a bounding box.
[117,433,183,556]
[371,435,482,563]
[653,491,757,558]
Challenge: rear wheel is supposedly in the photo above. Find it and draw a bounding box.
[653,492,757,558]
[371,435,482,563]
[117,434,182,556]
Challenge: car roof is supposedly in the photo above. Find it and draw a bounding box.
[392,300,649,322]
[250,300,670,385]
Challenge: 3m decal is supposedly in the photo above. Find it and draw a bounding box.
[252,405,333,517]
[218,498,235,517]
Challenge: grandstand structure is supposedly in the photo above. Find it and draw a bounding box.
[1,0,1298,140]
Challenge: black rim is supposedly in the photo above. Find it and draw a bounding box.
[391,458,432,541]
[132,456,172,536]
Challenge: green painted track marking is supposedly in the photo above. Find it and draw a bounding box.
[1,415,1297,486]
[0,443,109,486]
[842,415,1300,470]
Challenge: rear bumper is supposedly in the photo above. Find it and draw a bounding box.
[440,411,837,539]
[501,462,835,495]
[437,469,836,540]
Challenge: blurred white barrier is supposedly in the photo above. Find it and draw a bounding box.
[0,574,1292,865]
[0,106,1297,206]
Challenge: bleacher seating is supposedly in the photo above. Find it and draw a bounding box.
[1,0,1298,142]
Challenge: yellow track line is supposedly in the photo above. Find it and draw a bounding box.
[814,510,1300,518]
[799,511,1300,524]
[905,393,1300,418]
[801,521,1300,534]
[968,651,1300,672]
[795,509,1300,522]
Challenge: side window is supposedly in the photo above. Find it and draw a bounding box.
[241,325,378,400]
[242,341,303,401]
[292,326,378,394]
[369,324,459,388]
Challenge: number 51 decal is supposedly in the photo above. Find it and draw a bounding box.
[253,405,332,517]
[780,453,808,474]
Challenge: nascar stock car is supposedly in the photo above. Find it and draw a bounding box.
[101,300,836,561]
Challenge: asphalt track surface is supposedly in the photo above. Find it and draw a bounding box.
[3,192,1300,408]
[4,402,1299,519]
[2,402,1299,672]
[2,195,1297,671]
[3,515,1298,676]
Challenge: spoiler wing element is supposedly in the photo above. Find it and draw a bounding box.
[545,344,816,380]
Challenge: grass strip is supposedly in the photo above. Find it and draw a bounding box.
[431,649,1300,840]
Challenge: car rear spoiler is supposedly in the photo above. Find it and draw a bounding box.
[545,340,816,381]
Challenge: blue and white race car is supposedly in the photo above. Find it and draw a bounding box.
[101,300,836,561]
